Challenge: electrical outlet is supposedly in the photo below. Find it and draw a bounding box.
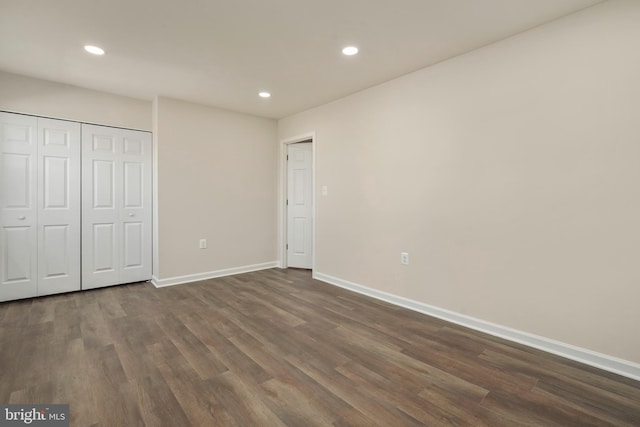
[199,239,207,249]
[400,252,409,265]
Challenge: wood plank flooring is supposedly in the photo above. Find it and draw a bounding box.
[1,268,638,426]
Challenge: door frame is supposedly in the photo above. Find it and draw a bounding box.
[279,132,316,270]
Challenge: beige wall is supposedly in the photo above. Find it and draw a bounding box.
[0,70,151,130]
[155,96,277,279]
[278,0,640,363]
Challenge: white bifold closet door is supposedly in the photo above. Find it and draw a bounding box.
[38,117,81,296]
[82,124,152,290]
[0,112,81,302]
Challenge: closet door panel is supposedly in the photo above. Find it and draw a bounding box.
[0,113,37,301]
[82,125,120,289]
[42,225,69,276]
[123,221,143,268]
[4,154,31,208]
[120,129,152,284]
[83,125,151,289]
[2,226,33,280]
[37,117,81,296]
[92,223,117,271]
[43,156,69,208]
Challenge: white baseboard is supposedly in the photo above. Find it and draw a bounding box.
[312,272,640,382]
[151,262,279,288]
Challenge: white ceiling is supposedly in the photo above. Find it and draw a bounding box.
[0,0,604,119]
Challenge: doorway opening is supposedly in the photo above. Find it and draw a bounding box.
[281,133,315,270]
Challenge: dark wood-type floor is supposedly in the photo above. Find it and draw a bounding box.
[1,268,638,426]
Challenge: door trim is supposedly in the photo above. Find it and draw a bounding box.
[279,132,316,270]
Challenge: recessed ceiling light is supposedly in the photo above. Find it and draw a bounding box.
[84,45,105,55]
[259,92,271,98]
[342,46,358,56]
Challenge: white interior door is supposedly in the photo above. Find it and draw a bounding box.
[287,142,313,269]
[82,124,118,288]
[119,129,152,284]
[0,113,38,301]
[82,124,151,289]
[37,117,81,296]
